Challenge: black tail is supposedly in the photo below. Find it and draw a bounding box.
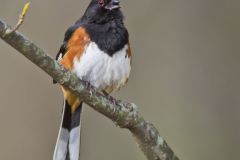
[54,100,83,160]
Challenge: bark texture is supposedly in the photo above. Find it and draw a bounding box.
[0,19,180,160]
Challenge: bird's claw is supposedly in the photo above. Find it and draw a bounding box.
[82,80,96,97]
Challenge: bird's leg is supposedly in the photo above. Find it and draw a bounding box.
[102,90,107,95]
[102,90,118,107]
[82,80,96,97]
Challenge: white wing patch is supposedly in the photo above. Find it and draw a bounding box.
[73,42,131,92]
[57,53,63,62]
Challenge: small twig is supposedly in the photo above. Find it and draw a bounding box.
[5,2,30,35]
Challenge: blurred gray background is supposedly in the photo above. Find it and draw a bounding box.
[0,0,240,160]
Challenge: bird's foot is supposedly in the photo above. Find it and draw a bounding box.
[102,91,120,106]
[83,80,96,97]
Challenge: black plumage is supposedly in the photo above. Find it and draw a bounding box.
[54,1,130,159]
[56,0,128,61]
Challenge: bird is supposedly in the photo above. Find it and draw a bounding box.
[53,0,132,160]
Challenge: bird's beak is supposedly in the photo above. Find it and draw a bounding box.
[105,0,120,10]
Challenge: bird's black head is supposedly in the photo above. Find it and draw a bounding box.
[98,0,120,10]
[81,0,124,24]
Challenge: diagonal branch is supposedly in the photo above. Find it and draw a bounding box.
[0,19,179,160]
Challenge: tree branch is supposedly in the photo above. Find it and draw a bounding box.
[0,19,179,160]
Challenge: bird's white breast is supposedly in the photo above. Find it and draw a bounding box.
[73,42,131,92]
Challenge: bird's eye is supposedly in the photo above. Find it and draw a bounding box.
[98,0,105,7]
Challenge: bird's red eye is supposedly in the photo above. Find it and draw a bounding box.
[98,0,105,7]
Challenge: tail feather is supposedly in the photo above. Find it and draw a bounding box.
[54,100,83,160]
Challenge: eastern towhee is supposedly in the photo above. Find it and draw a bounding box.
[53,0,131,160]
